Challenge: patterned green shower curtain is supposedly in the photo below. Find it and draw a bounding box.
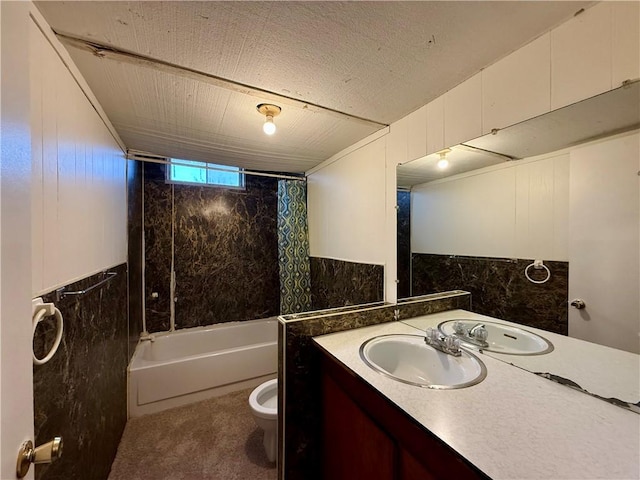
[277,179,312,314]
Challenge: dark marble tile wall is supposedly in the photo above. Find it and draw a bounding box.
[309,257,384,310]
[144,164,173,332]
[397,290,472,319]
[278,291,471,479]
[144,163,280,332]
[397,190,411,299]
[412,254,569,335]
[33,264,128,480]
[127,160,143,358]
[173,176,279,328]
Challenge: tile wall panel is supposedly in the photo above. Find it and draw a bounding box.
[33,264,128,480]
[127,160,144,357]
[143,164,280,332]
[412,254,568,334]
[143,164,173,332]
[309,257,384,310]
[397,190,411,299]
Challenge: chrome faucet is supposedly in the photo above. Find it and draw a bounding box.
[452,321,489,348]
[424,328,462,357]
[469,323,486,336]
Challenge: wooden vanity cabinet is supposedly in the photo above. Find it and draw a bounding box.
[322,373,396,479]
[319,350,487,480]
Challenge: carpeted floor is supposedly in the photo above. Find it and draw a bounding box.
[108,387,277,480]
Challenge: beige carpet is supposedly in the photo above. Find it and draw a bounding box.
[108,388,277,480]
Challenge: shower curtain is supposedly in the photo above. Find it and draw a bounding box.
[277,179,312,314]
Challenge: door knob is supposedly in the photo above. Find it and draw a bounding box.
[16,437,63,478]
[570,299,586,309]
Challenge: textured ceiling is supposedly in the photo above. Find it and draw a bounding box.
[36,1,593,173]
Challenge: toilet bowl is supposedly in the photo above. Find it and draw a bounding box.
[249,378,278,462]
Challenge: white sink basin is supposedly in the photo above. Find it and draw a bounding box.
[359,334,486,389]
[438,320,553,355]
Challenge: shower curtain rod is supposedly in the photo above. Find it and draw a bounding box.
[126,152,307,182]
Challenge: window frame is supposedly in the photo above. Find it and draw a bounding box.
[165,158,245,190]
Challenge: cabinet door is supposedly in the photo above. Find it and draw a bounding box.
[322,373,396,480]
[444,73,482,147]
[482,33,551,134]
[399,449,437,480]
[551,3,612,110]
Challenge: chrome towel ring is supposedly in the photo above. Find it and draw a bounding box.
[32,300,64,365]
[524,260,551,284]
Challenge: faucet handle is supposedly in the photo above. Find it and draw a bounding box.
[471,326,488,343]
[425,327,438,343]
[444,335,460,353]
[425,328,445,346]
[452,321,467,335]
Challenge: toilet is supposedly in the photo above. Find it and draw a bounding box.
[249,378,278,463]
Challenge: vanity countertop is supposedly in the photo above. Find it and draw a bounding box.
[313,317,640,480]
[403,309,640,404]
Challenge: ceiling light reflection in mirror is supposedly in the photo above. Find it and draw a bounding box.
[397,81,640,188]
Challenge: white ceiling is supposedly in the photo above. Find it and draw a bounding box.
[36,1,593,173]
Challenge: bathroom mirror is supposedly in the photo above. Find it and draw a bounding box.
[400,309,639,413]
[396,81,640,188]
[396,82,640,406]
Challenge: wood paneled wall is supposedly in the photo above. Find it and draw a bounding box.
[30,18,127,297]
[411,153,569,261]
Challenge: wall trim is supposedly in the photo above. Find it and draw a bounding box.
[33,261,127,298]
[309,254,385,267]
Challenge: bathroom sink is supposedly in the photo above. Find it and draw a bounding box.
[438,320,553,355]
[359,334,486,389]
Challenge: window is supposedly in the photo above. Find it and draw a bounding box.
[167,159,244,188]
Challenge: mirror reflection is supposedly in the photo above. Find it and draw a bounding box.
[401,309,639,413]
[396,82,640,406]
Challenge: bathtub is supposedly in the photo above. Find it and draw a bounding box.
[128,317,278,417]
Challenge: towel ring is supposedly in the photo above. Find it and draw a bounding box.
[32,305,64,366]
[524,260,551,284]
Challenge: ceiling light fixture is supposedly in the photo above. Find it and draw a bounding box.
[437,148,451,169]
[257,103,282,136]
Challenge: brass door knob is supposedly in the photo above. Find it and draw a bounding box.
[16,437,63,478]
[570,299,586,309]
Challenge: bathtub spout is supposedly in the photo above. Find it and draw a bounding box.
[140,332,156,343]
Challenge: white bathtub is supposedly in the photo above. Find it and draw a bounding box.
[128,317,278,417]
